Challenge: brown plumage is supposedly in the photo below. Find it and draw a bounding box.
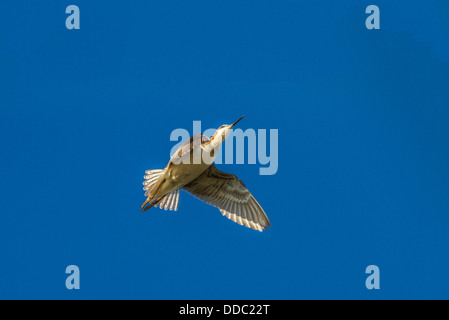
[140,116,270,232]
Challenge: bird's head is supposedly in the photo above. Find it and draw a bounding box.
[212,115,245,142]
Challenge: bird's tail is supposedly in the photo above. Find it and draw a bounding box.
[141,169,165,212]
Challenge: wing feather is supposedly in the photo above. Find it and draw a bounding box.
[182,164,270,231]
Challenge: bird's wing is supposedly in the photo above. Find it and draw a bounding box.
[182,164,270,231]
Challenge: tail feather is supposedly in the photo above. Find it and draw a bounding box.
[141,169,164,211]
[142,169,164,196]
[141,168,181,212]
[156,189,180,211]
[140,169,179,212]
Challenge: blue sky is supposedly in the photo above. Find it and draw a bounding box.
[1,1,448,299]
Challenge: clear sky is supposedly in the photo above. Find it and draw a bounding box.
[1,1,448,299]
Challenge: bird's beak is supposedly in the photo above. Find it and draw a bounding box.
[230,115,245,128]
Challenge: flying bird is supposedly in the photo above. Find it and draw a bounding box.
[140,116,270,231]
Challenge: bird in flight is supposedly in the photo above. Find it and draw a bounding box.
[140,116,270,231]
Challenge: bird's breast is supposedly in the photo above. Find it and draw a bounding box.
[168,161,210,187]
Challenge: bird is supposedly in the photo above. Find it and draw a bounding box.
[140,115,271,232]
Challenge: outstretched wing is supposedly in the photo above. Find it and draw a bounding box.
[182,164,270,231]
